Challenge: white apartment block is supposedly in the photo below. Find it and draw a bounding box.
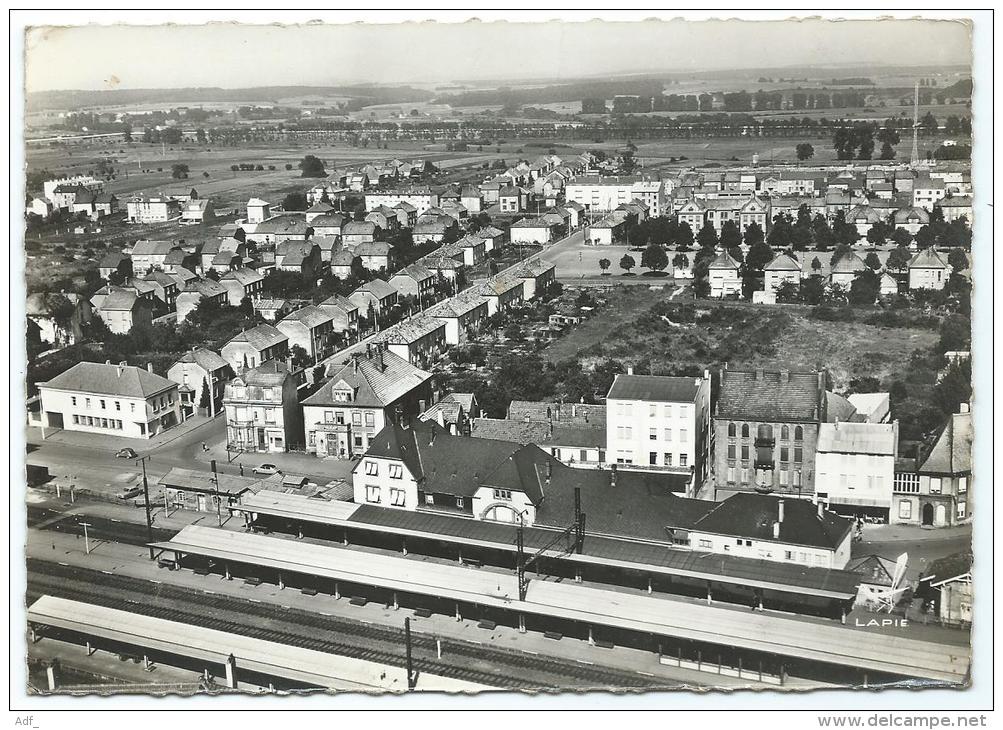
[565,176,667,217]
[365,190,438,217]
[605,371,712,487]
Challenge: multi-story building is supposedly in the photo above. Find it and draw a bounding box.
[893,404,972,527]
[37,361,180,439]
[815,420,898,520]
[223,361,301,454]
[372,316,447,369]
[126,195,180,223]
[707,250,742,298]
[221,324,289,374]
[907,248,950,290]
[565,175,668,217]
[275,305,338,361]
[605,371,711,489]
[913,177,947,212]
[427,292,489,345]
[168,347,233,419]
[364,188,439,217]
[219,268,265,307]
[712,367,828,500]
[763,253,803,294]
[302,344,433,459]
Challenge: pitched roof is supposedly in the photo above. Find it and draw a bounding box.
[310,213,347,228]
[471,418,605,448]
[607,374,702,403]
[306,348,431,408]
[919,410,972,475]
[98,289,142,311]
[253,214,310,235]
[693,493,852,550]
[40,361,176,398]
[765,253,802,272]
[716,368,823,422]
[131,240,176,257]
[846,555,899,587]
[279,304,334,329]
[224,324,287,351]
[908,248,949,270]
[353,242,393,257]
[923,552,973,586]
[173,347,230,373]
[507,401,606,427]
[830,252,867,274]
[343,221,377,235]
[240,359,292,387]
[708,250,741,270]
[354,278,398,299]
[221,267,264,286]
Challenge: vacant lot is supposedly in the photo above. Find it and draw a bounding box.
[542,292,939,391]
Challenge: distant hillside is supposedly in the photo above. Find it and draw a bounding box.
[26,85,434,112]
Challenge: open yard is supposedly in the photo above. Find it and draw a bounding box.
[541,287,940,392]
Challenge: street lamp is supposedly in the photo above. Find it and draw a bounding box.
[79,521,92,554]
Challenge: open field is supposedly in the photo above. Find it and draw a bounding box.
[541,288,939,391]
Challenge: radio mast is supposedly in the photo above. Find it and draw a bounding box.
[910,81,920,167]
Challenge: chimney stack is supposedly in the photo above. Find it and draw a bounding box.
[419,399,426,414]
[773,520,780,539]
[778,498,785,524]
[353,355,359,374]
[147,362,154,373]
[610,463,618,488]
[960,402,970,414]
[545,460,552,483]
[817,501,824,519]
[627,365,634,376]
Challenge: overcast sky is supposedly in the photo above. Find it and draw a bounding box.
[25,18,972,92]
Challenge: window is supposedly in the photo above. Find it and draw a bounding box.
[455,497,464,509]
[493,489,512,500]
[649,452,658,465]
[366,485,380,503]
[665,405,673,418]
[364,461,379,476]
[352,412,362,426]
[624,426,632,439]
[130,403,136,412]
[727,443,736,459]
[957,500,967,519]
[698,539,712,549]
[390,488,406,507]
[425,494,435,506]
[649,404,657,418]
[680,429,687,443]
[741,424,750,438]
[72,415,79,425]
[100,399,106,409]
[781,425,789,440]
[930,477,942,494]
[780,447,789,462]
[898,501,912,519]
[794,426,804,441]
[727,466,736,483]
[664,428,672,441]
[649,428,657,441]
[959,477,968,494]
[354,435,363,448]
[389,464,403,479]
[324,410,334,423]
[793,471,802,487]
[365,411,375,427]
[740,468,749,484]
[336,411,345,425]
[85,398,91,408]
[579,449,588,463]
[664,453,673,466]
[784,550,793,560]
[779,469,789,486]
[71,397,77,406]
[741,444,750,461]
[679,454,688,467]
[728,422,736,438]
[794,447,803,463]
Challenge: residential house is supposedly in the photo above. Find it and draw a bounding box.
[130,240,179,275]
[252,298,292,322]
[412,219,453,245]
[330,249,357,279]
[43,175,103,203]
[37,361,180,439]
[50,184,85,211]
[420,392,479,436]
[708,250,742,298]
[585,211,629,245]
[245,198,271,225]
[879,272,900,298]
[907,248,950,290]
[815,420,899,520]
[275,241,324,278]
[342,221,377,247]
[91,289,153,334]
[936,196,973,224]
[847,205,883,241]
[478,226,506,252]
[459,186,482,213]
[388,263,437,303]
[427,291,489,345]
[141,271,180,311]
[168,347,233,418]
[764,253,803,294]
[312,236,341,264]
[221,324,289,374]
[98,252,132,281]
[180,199,214,225]
[126,195,180,223]
[372,316,447,369]
[251,215,312,245]
[392,201,418,228]
[303,344,433,458]
[366,207,401,233]
[829,253,867,288]
[454,234,486,266]
[199,238,245,274]
[365,189,439,217]
[893,207,930,236]
[498,186,528,213]
[913,177,947,211]
[27,197,53,218]
[565,175,668,217]
[893,168,917,194]
[892,404,971,527]
[606,372,712,487]
[515,258,557,300]
[26,292,91,347]
[163,247,199,274]
[317,294,360,332]
[310,213,346,238]
[470,417,607,470]
[224,361,301,453]
[219,268,265,307]
[173,277,228,323]
[351,241,395,272]
[305,201,335,223]
[712,367,828,500]
[275,305,339,361]
[479,276,524,316]
[509,218,556,245]
[349,279,398,321]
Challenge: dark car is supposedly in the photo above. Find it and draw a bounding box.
[116,448,138,459]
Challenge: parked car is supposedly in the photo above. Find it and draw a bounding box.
[252,463,281,476]
[116,448,138,459]
[116,485,143,500]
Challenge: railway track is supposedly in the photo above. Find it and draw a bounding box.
[27,558,677,692]
[28,507,177,546]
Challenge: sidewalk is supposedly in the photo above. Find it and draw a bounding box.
[27,414,218,455]
[27,529,794,691]
[860,522,973,543]
[189,428,355,482]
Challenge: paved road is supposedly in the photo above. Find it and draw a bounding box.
[852,522,972,583]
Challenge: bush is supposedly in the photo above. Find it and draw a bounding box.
[809,305,856,322]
